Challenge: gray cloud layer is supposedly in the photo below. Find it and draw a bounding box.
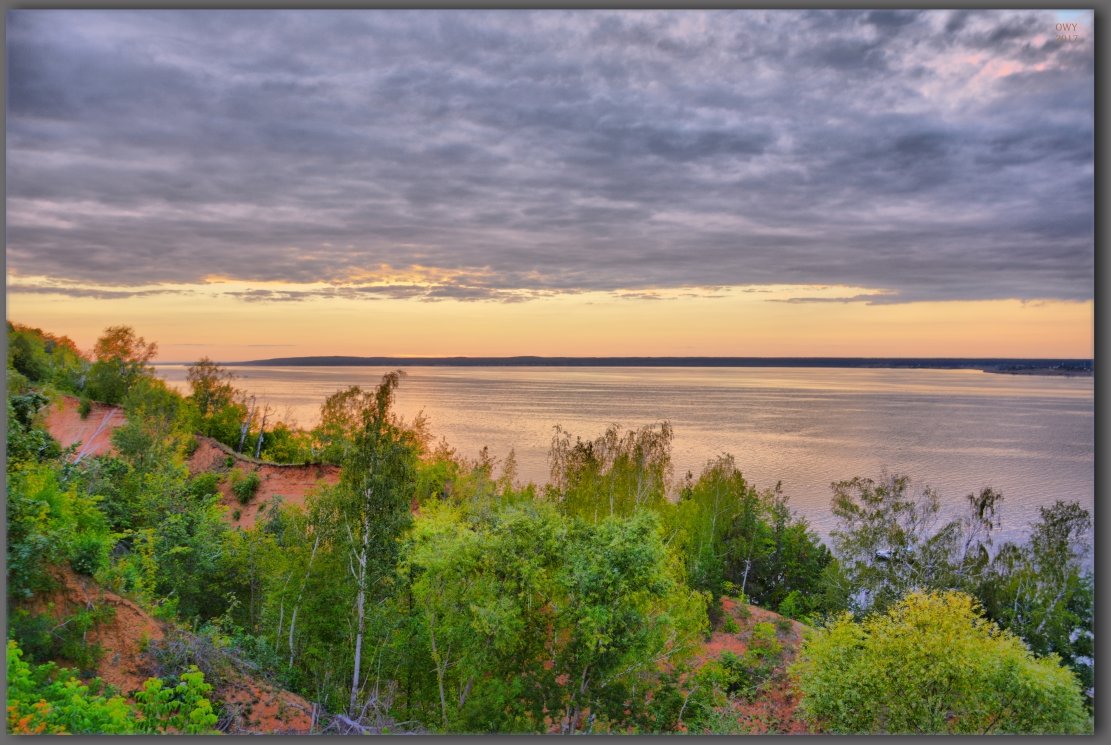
[6,10,1093,303]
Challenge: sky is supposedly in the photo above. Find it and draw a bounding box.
[6,9,1094,361]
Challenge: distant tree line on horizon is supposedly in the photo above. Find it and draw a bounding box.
[230,353,1093,372]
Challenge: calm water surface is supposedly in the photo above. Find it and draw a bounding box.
[156,365,1093,545]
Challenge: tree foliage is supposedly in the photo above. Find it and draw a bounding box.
[792,591,1090,734]
[85,326,158,405]
[7,322,87,393]
[974,501,1094,694]
[548,422,673,519]
[6,639,218,735]
[829,473,1001,614]
[402,502,707,733]
[670,455,839,619]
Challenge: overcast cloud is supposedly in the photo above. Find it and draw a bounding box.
[6,10,1094,303]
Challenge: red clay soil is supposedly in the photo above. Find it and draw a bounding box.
[43,395,123,461]
[187,437,340,530]
[15,566,314,734]
[685,597,814,734]
[19,566,166,695]
[38,395,340,530]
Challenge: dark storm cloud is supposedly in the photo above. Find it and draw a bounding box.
[5,9,1093,304]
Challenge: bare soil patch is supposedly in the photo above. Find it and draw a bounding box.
[43,395,123,461]
[187,437,339,529]
[16,566,314,734]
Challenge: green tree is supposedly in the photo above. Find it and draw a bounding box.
[110,378,194,472]
[312,385,367,464]
[7,392,63,466]
[550,509,706,733]
[401,503,707,733]
[8,326,51,382]
[548,422,673,520]
[7,461,110,599]
[85,326,158,405]
[975,501,1093,695]
[315,373,421,715]
[185,357,247,445]
[185,357,236,418]
[669,454,836,618]
[828,473,1000,615]
[8,323,89,392]
[792,590,1090,734]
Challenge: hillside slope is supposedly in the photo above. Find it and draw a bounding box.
[44,396,121,461]
[41,395,340,529]
[688,596,812,734]
[14,567,315,735]
[187,437,339,529]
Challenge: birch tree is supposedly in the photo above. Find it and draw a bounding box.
[329,372,420,716]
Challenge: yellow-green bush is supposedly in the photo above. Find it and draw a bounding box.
[791,590,1090,734]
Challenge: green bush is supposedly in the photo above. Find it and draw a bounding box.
[8,605,113,676]
[791,591,1091,734]
[712,622,784,703]
[722,616,740,634]
[6,639,219,734]
[69,532,110,577]
[78,397,93,419]
[8,462,106,597]
[717,651,752,697]
[57,605,114,675]
[7,639,133,734]
[134,667,219,734]
[230,471,261,504]
[9,609,58,663]
[187,472,222,500]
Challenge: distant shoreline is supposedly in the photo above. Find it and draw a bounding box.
[986,367,1093,377]
[164,356,1093,376]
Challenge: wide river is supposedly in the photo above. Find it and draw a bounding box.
[156,365,1093,546]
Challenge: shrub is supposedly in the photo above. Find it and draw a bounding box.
[9,606,113,676]
[9,610,57,663]
[187,472,222,500]
[57,605,114,676]
[78,397,93,419]
[230,471,261,504]
[7,639,220,734]
[791,590,1091,734]
[722,616,740,634]
[7,640,132,734]
[69,532,110,577]
[717,651,751,697]
[733,593,751,621]
[134,668,219,734]
[777,589,805,619]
